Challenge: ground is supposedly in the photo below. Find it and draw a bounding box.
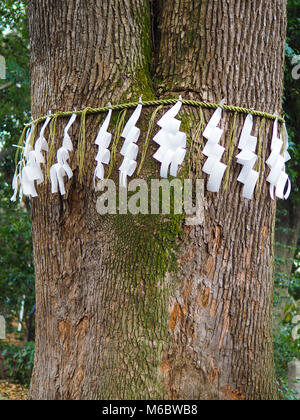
[0,380,28,400]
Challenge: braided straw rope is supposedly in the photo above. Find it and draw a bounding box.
[24,99,285,127]
[14,98,285,185]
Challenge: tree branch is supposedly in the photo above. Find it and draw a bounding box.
[0,82,13,91]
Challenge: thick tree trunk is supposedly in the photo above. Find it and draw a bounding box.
[28,0,287,400]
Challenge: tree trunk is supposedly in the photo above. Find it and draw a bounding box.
[28,0,287,400]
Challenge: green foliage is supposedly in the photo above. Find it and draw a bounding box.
[274,252,300,399]
[274,302,300,400]
[0,1,32,331]
[0,341,34,386]
[284,0,300,203]
[290,247,300,300]
[0,174,34,326]
[273,0,300,401]
[277,379,300,400]
[274,320,300,376]
[0,0,30,182]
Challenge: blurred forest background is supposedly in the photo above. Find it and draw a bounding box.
[0,0,299,399]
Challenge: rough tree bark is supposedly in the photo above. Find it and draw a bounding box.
[28,0,287,400]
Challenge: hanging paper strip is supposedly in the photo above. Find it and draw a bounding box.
[11,161,22,202]
[32,116,51,185]
[50,114,76,195]
[266,118,291,200]
[236,114,259,199]
[94,109,112,186]
[21,151,44,197]
[35,116,51,159]
[153,98,187,178]
[11,126,32,201]
[15,117,51,199]
[119,101,142,188]
[202,103,226,192]
[23,124,33,161]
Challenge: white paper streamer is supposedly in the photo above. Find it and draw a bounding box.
[11,161,22,202]
[12,117,52,200]
[236,114,259,199]
[266,118,291,200]
[94,109,112,186]
[34,116,51,163]
[11,126,33,201]
[202,102,226,192]
[153,97,187,178]
[23,117,51,195]
[23,124,34,161]
[32,116,51,185]
[50,114,76,195]
[119,100,142,188]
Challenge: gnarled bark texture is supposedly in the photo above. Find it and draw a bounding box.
[28,0,287,400]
